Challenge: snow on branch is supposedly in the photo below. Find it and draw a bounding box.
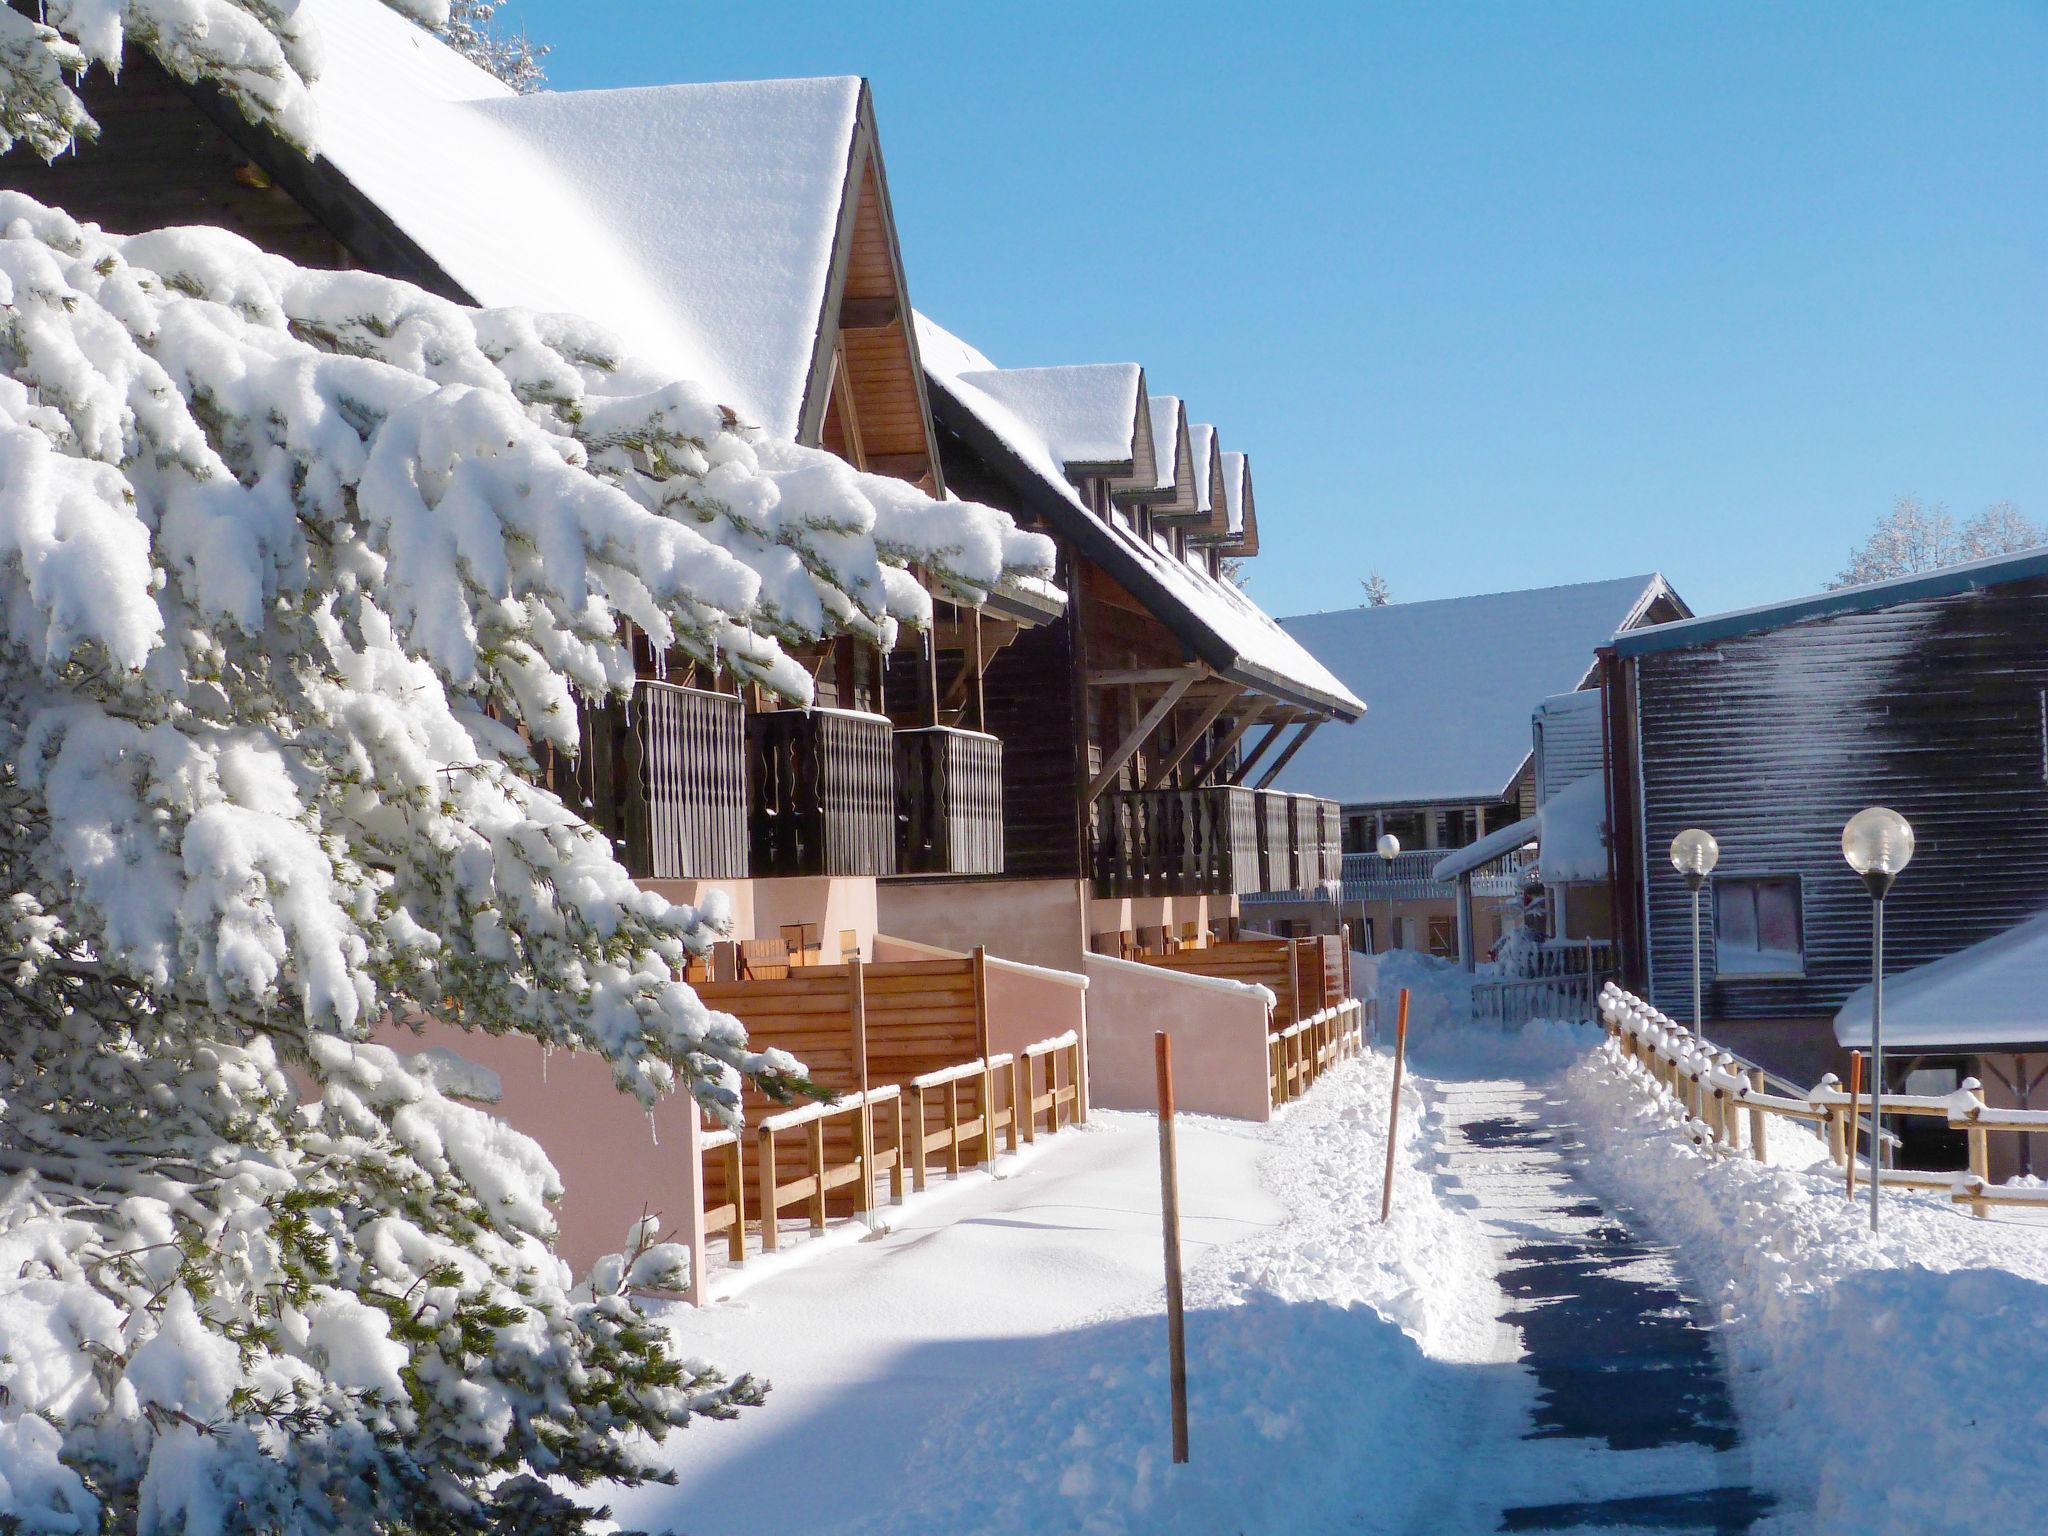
[0,192,1049,1533]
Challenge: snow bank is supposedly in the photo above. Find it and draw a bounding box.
[827,1057,1503,1534]
[1563,1041,2048,1536]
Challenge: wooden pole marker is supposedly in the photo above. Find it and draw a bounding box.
[1380,988,1411,1224]
[1155,1031,1190,1465]
[1846,1050,1863,1201]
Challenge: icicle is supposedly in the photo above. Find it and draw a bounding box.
[541,1044,552,1083]
[646,1108,659,1147]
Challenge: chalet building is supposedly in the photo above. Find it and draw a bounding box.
[1253,575,1687,957]
[1603,550,2048,1177]
[869,317,1362,973]
[1,0,1068,968]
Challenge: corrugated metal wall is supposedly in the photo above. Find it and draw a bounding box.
[1636,576,2048,1021]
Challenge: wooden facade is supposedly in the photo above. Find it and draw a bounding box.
[1609,569,2048,1043]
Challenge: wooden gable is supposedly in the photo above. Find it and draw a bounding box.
[1178,425,1232,540]
[806,88,944,493]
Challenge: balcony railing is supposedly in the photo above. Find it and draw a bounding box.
[556,682,749,881]
[1335,844,1536,902]
[750,707,897,878]
[1093,786,1338,897]
[895,726,1004,875]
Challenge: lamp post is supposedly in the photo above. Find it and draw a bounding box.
[1669,829,1719,1036]
[1376,832,1401,954]
[1842,806,1914,1234]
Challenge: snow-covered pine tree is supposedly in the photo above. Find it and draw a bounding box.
[0,191,1049,1532]
[1360,570,1392,606]
[437,0,550,92]
[0,0,453,158]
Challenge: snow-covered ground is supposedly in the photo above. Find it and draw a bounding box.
[1563,1037,2048,1536]
[612,1051,1510,1535]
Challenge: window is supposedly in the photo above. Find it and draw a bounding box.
[1714,877,1803,977]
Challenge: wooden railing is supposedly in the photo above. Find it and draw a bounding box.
[1600,984,2048,1219]
[895,726,1004,875]
[1268,999,1366,1106]
[549,681,749,880]
[693,950,1087,1270]
[749,706,896,877]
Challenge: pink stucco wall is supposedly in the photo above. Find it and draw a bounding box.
[1080,953,1274,1122]
[876,877,1090,972]
[372,1017,710,1298]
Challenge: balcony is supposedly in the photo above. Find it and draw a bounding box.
[1093,786,1338,897]
[1290,794,1345,889]
[895,726,1005,875]
[750,707,897,878]
[562,681,748,881]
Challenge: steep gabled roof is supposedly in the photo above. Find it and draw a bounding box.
[1185,424,1230,539]
[296,0,874,444]
[1275,574,1683,805]
[915,313,1361,718]
[1220,450,1260,555]
[1140,395,1201,521]
[951,364,1147,473]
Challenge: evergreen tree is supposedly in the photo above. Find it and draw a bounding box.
[0,188,1049,1536]
[1360,570,1393,606]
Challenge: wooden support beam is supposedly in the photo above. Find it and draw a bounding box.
[1144,685,1242,789]
[1084,674,1196,805]
[1087,666,1209,688]
[1226,721,1289,786]
[1254,720,1324,790]
[1189,708,1264,788]
[863,452,931,481]
[838,295,901,330]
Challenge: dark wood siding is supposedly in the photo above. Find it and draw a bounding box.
[1635,575,2048,1021]
[0,55,345,265]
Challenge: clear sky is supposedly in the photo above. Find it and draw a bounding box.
[510,0,2046,620]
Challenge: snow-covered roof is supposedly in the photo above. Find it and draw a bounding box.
[1616,545,2048,659]
[1431,815,1538,884]
[1221,451,1250,537]
[950,364,1145,470]
[1189,424,1218,515]
[1147,396,1187,495]
[302,0,860,440]
[1835,908,2048,1049]
[915,313,1361,717]
[1537,773,1608,884]
[1274,575,1678,805]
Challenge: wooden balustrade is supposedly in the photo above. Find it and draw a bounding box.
[1268,1000,1365,1106]
[754,1086,905,1253]
[749,706,897,877]
[1599,982,2048,1219]
[546,681,749,880]
[895,725,1004,875]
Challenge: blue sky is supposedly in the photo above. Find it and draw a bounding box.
[514,1,2046,620]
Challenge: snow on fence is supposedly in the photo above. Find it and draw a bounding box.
[1599,983,2048,1218]
[1267,999,1367,1107]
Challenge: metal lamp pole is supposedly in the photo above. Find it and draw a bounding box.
[1842,807,1914,1235]
[1670,830,1719,1040]
[1376,832,1401,955]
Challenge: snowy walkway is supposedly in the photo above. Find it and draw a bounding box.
[1427,1077,1772,1535]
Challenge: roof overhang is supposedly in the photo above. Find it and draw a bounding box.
[929,376,1360,720]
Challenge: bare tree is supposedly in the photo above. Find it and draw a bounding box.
[1361,570,1393,606]
[1830,496,2042,589]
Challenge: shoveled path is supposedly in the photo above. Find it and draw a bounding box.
[1430,1078,1773,1535]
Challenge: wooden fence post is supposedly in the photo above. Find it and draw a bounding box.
[758,1128,779,1253]
[910,1084,928,1193]
[1380,989,1411,1224]
[1846,1051,1863,1200]
[1748,1068,1768,1164]
[1155,1031,1190,1466]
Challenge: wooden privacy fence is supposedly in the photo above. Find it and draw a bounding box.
[1600,983,2048,1220]
[694,946,1087,1266]
[1135,932,1352,1029]
[1268,998,1367,1106]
